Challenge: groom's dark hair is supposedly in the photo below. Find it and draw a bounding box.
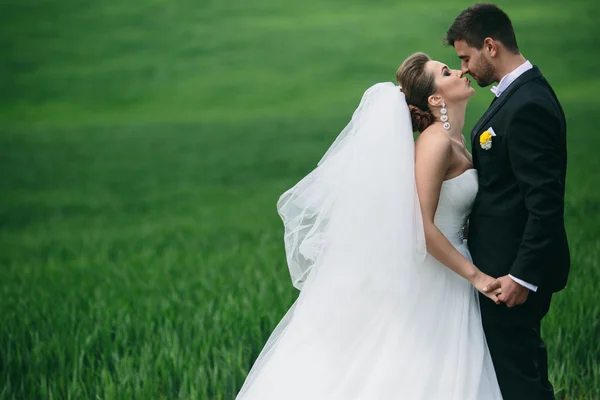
[444,3,520,54]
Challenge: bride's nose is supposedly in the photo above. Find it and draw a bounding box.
[456,69,464,78]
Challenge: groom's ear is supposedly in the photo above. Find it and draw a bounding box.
[483,37,498,58]
[427,94,444,109]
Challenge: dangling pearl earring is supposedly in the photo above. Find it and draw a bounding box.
[441,101,450,130]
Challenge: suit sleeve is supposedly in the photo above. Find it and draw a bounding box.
[507,101,566,288]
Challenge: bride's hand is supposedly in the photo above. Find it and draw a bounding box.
[470,271,502,304]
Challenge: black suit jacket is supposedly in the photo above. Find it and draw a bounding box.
[468,66,570,295]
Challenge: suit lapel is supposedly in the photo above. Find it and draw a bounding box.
[471,66,543,145]
[471,96,498,143]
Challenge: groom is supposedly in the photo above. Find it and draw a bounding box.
[445,4,570,400]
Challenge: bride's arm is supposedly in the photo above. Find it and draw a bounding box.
[415,131,498,301]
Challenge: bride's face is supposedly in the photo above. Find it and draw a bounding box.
[425,60,475,105]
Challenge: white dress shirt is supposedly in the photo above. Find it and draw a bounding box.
[490,60,533,97]
[489,60,538,292]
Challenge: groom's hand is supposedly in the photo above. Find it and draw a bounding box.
[483,275,529,308]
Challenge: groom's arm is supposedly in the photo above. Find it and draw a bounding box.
[508,275,537,292]
[506,100,566,289]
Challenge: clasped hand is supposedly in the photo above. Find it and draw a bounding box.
[478,274,529,307]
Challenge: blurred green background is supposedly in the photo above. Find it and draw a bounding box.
[1,0,599,399]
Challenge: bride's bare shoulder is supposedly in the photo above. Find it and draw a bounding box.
[414,127,452,155]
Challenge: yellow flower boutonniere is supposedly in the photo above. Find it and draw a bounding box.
[480,128,497,150]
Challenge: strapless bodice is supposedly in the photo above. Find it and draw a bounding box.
[434,169,478,246]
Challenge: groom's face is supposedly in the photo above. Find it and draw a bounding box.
[453,40,496,88]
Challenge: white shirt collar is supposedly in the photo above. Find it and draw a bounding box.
[490,60,533,97]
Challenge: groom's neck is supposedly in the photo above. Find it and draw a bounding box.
[494,53,527,83]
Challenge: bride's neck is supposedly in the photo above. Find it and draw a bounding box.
[433,102,466,140]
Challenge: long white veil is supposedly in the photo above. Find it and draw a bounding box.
[237,82,428,398]
[278,82,426,290]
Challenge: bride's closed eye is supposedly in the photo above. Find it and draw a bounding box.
[443,68,451,77]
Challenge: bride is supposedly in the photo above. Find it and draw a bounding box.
[235,53,503,399]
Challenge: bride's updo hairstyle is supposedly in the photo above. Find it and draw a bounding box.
[396,53,437,133]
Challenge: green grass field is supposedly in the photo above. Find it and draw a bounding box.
[1,0,599,398]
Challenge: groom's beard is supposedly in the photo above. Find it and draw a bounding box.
[472,58,496,87]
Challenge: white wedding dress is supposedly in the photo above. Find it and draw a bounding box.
[236,83,503,400]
